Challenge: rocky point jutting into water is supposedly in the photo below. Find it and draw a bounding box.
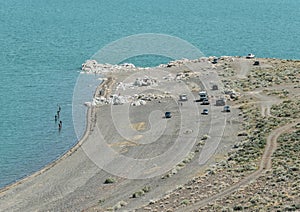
[0,55,299,211]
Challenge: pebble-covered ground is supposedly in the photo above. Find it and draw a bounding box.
[138,58,300,211]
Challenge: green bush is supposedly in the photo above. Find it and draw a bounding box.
[104,177,116,184]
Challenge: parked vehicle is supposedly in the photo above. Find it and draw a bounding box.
[179,94,188,101]
[246,53,255,59]
[223,105,231,112]
[165,112,172,118]
[212,57,218,64]
[199,91,208,101]
[202,109,209,115]
[216,98,226,106]
[201,98,210,105]
[253,61,260,66]
[212,84,218,90]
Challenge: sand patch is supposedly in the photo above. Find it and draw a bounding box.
[131,122,146,131]
[109,140,139,148]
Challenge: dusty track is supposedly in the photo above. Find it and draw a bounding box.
[1,57,298,211]
[177,81,298,211]
[180,119,299,211]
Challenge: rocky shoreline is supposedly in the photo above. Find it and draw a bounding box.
[0,56,299,211]
[80,56,300,211]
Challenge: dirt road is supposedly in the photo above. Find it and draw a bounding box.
[179,120,299,211]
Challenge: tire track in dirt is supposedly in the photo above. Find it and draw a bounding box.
[180,120,299,211]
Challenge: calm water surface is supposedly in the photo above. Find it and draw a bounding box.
[0,0,299,188]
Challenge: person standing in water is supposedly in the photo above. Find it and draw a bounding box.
[57,111,60,119]
[58,120,62,131]
[57,104,61,119]
[55,114,58,122]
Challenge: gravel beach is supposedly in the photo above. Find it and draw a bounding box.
[1,56,299,211]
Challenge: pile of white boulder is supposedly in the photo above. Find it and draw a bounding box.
[115,76,158,91]
[81,60,137,74]
[87,92,172,107]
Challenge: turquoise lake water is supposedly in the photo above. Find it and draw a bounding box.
[0,0,299,188]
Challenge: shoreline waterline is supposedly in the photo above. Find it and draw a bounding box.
[0,78,110,193]
[0,56,299,211]
[0,55,294,192]
[1,56,299,193]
